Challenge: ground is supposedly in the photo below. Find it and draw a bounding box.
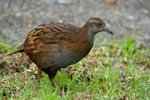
[0,0,150,99]
[0,0,150,47]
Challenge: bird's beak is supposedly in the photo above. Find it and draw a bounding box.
[102,27,114,35]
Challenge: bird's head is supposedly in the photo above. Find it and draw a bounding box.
[86,17,114,35]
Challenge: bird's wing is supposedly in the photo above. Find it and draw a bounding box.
[23,22,80,53]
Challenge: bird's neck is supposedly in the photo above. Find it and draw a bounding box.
[79,24,95,45]
[87,28,96,44]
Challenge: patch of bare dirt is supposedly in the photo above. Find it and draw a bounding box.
[0,53,37,77]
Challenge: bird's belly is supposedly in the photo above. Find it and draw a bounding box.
[54,49,84,68]
[39,43,92,71]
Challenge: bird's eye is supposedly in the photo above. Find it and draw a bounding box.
[97,23,102,26]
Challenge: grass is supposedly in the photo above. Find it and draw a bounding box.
[0,36,13,53]
[0,34,150,100]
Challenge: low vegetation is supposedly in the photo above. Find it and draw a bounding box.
[0,34,150,100]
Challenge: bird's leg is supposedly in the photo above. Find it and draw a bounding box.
[48,71,62,96]
[50,77,58,88]
[34,69,42,83]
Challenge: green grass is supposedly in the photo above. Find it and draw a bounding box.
[0,34,150,100]
[0,36,13,53]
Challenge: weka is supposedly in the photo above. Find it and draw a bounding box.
[8,17,113,93]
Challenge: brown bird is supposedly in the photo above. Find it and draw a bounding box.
[8,17,113,94]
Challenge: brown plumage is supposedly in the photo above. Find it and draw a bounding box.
[8,17,113,95]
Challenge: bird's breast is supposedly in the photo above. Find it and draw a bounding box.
[53,41,93,69]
